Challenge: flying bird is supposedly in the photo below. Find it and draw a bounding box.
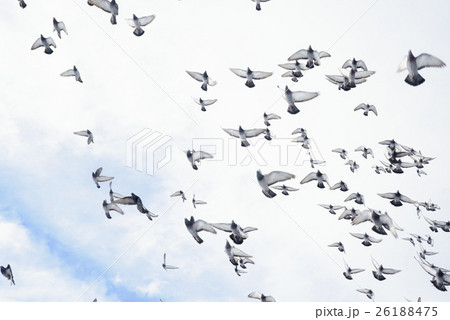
[338,208,360,221]
[397,50,446,86]
[355,146,374,159]
[112,193,157,220]
[192,194,206,208]
[332,148,348,160]
[0,265,15,286]
[225,240,252,267]
[281,85,319,114]
[184,216,216,244]
[371,257,401,281]
[31,34,56,54]
[377,191,417,207]
[356,289,374,301]
[354,103,377,116]
[344,192,365,205]
[52,18,68,39]
[345,160,359,173]
[87,0,119,25]
[318,204,345,215]
[92,167,113,188]
[352,209,403,238]
[330,181,349,192]
[102,200,124,219]
[229,67,273,88]
[288,45,330,68]
[126,14,155,36]
[342,58,368,72]
[73,130,94,144]
[328,242,345,253]
[61,66,83,83]
[248,291,276,302]
[350,232,382,246]
[278,60,308,81]
[210,220,258,245]
[193,97,217,112]
[162,253,179,271]
[272,184,299,196]
[343,260,365,280]
[185,149,213,170]
[186,71,216,91]
[300,170,330,189]
[257,170,295,198]
[222,126,266,147]
[263,113,281,126]
[170,190,186,202]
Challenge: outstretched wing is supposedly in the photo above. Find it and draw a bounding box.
[209,223,232,232]
[291,90,319,102]
[252,71,273,80]
[265,171,295,186]
[138,15,156,26]
[222,128,240,138]
[416,53,446,70]
[186,71,204,82]
[229,68,247,78]
[194,220,217,234]
[60,69,76,77]
[192,151,213,161]
[244,128,266,138]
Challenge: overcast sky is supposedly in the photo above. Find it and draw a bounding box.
[0,0,449,302]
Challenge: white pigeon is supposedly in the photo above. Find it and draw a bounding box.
[186,71,216,91]
[31,34,56,55]
[184,216,216,244]
[73,129,94,144]
[397,50,446,86]
[229,67,272,88]
[222,126,266,147]
[185,149,213,170]
[281,85,319,114]
[162,253,179,271]
[257,170,295,198]
[126,14,155,36]
[52,18,68,39]
[193,97,217,112]
[87,0,119,25]
[61,66,83,83]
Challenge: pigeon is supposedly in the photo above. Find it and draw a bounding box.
[102,200,124,219]
[379,139,402,151]
[126,14,155,36]
[92,167,113,188]
[31,34,56,54]
[415,255,450,291]
[60,66,83,83]
[308,152,325,168]
[264,128,272,141]
[356,289,374,301]
[257,170,295,198]
[184,216,216,244]
[425,235,434,247]
[423,216,440,233]
[234,266,247,276]
[344,192,365,205]
[288,45,331,68]
[343,260,365,280]
[355,146,374,159]
[418,200,440,212]
[373,165,387,174]
[352,209,403,238]
[170,190,186,202]
[109,181,123,202]
[326,69,374,91]
[338,208,360,221]
[225,240,252,266]
[318,204,345,215]
[0,265,15,286]
[92,298,97,302]
[330,181,349,192]
[350,232,382,246]
[251,0,270,11]
[397,50,446,86]
[332,148,348,160]
[278,60,308,81]
[292,134,312,149]
[229,67,272,88]
[380,160,414,174]
[300,170,330,189]
[345,160,359,173]
[192,194,206,208]
[73,130,94,144]
[87,0,119,25]
[238,257,255,269]
[411,234,425,244]
[18,0,27,8]
[371,257,401,281]
[186,71,216,91]
[162,253,179,271]
[377,191,417,207]
[342,58,368,72]
[402,237,415,247]
[52,18,68,39]
[248,291,276,302]
[272,184,299,196]
[185,149,213,170]
[281,85,319,114]
[193,97,217,112]
[292,127,307,137]
[328,242,345,253]
[223,126,266,147]
[210,220,258,245]
[263,113,281,126]
[112,193,158,220]
[354,103,377,116]
[417,169,427,177]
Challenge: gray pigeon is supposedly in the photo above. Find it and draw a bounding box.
[61,66,83,83]
[162,253,179,271]
[354,103,377,116]
[102,200,124,219]
[300,170,330,189]
[170,190,186,202]
[352,209,403,238]
[0,265,15,286]
[342,58,368,72]
[288,45,330,68]
[332,148,348,160]
[53,18,68,39]
[185,149,213,170]
[371,257,401,281]
[397,50,446,86]
[192,194,206,209]
[210,220,258,244]
[126,14,155,36]
[184,216,216,244]
[186,71,216,91]
[193,97,217,112]
[257,170,295,198]
[87,0,119,25]
[230,67,272,88]
[272,184,299,196]
[31,34,56,54]
[357,288,374,301]
[74,130,94,144]
[344,192,365,205]
[263,113,281,126]
[355,146,374,159]
[350,232,382,246]
[281,85,319,114]
[248,291,276,302]
[279,60,308,81]
[318,204,345,215]
[92,167,113,188]
[378,190,417,207]
[343,260,365,280]
[222,126,266,147]
[328,241,345,253]
[112,193,158,220]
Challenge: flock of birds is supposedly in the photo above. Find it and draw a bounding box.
[6,0,448,302]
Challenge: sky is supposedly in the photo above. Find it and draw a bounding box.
[0,0,450,302]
